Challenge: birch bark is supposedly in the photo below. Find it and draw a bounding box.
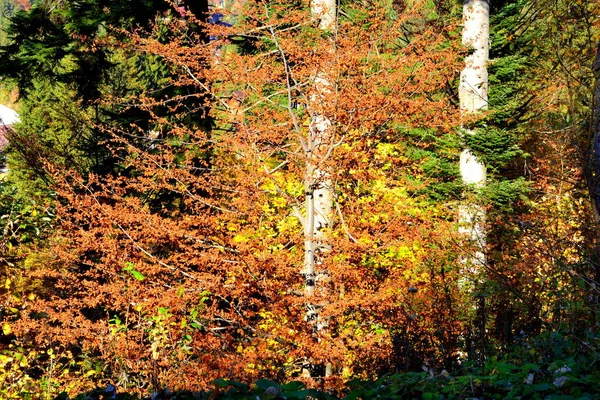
[300,0,336,378]
[459,0,489,278]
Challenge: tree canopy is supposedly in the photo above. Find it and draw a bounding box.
[0,0,599,398]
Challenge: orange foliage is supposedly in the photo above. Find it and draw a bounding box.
[14,0,30,10]
[3,0,470,394]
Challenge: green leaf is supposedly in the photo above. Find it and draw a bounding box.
[281,381,305,391]
[256,379,280,390]
[495,362,517,374]
[283,389,317,400]
[522,363,539,371]
[123,263,145,281]
[212,378,249,391]
[531,383,551,391]
[212,378,231,389]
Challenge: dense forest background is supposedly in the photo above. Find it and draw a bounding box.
[0,0,599,398]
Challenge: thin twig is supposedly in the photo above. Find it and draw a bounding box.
[336,201,359,243]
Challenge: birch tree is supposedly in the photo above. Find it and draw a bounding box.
[302,0,336,308]
[299,0,337,378]
[459,0,489,279]
[457,0,489,365]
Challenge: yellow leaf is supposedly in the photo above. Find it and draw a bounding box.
[233,234,249,243]
[4,278,10,289]
[273,196,286,208]
[15,352,27,367]
[2,323,11,335]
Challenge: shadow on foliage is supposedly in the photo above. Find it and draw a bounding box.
[53,330,600,400]
[54,379,336,400]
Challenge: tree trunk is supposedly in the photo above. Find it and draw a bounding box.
[590,43,600,224]
[312,0,336,30]
[459,0,489,279]
[590,42,600,306]
[300,0,336,379]
[458,0,489,365]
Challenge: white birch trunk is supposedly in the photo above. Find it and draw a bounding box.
[312,0,336,30]
[302,82,334,297]
[459,0,489,278]
[300,0,336,378]
[302,0,336,307]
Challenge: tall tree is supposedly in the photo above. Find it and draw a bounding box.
[458,0,489,279]
[298,0,337,377]
[472,0,600,346]
[593,44,600,228]
[458,0,489,364]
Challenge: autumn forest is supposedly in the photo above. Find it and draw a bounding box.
[0,0,599,398]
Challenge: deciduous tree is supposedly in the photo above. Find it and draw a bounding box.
[2,0,470,395]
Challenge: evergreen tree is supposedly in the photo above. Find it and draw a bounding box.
[0,0,211,179]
